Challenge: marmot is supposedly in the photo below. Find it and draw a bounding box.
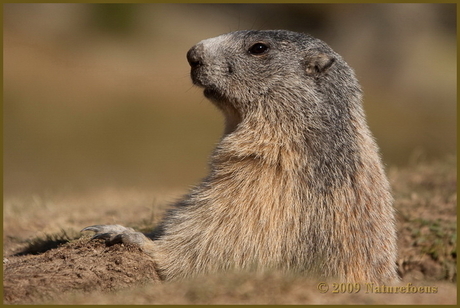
[83,30,398,283]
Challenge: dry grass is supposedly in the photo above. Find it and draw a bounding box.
[44,270,457,305]
[3,155,457,304]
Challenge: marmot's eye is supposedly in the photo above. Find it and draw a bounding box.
[248,43,269,55]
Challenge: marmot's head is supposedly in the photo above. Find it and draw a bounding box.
[187,30,367,191]
[187,30,360,123]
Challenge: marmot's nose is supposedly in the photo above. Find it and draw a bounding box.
[187,45,203,69]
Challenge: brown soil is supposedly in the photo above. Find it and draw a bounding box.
[3,239,160,304]
[2,156,457,304]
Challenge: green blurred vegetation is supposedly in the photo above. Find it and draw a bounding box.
[3,3,456,196]
[90,4,136,34]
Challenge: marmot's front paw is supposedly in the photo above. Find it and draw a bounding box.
[81,224,151,247]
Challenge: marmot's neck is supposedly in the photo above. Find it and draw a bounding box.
[215,94,367,193]
[217,112,308,170]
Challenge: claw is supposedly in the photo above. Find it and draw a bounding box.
[90,232,115,241]
[80,225,100,232]
[81,224,133,244]
[81,224,133,234]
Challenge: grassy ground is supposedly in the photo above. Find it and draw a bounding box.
[2,155,457,304]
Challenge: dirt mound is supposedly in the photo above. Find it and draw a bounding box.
[3,238,160,304]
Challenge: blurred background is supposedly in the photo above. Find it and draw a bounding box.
[3,3,456,197]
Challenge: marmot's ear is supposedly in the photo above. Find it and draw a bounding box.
[305,53,336,75]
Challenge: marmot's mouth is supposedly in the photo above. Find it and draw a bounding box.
[203,87,226,102]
